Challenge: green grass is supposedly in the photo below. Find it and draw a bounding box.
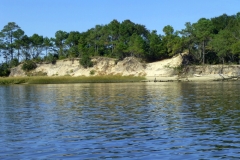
[0,77,29,85]
[0,76,145,85]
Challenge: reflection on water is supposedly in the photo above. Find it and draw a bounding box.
[0,82,240,159]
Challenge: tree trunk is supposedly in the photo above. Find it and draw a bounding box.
[221,58,224,74]
[202,41,205,65]
[46,48,48,57]
[97,45,98,54]
[17,49,20,62]
[10,33,13,60]
[111,43,114,53]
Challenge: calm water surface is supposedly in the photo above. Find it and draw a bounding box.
[0,82,240,159]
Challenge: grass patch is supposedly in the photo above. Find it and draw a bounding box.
[0,77,29,85]
[0,76,145,85]
[89,70,96,75]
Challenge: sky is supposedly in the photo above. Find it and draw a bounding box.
[0,0,240,38]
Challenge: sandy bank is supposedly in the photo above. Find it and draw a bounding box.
[9,53,240,82]
[145,74,239,82]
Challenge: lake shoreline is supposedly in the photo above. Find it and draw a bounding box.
[1,74,239,85]
[145,74,240,82]
[0,76,145,85]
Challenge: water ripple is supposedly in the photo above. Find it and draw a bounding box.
[0,82,240,159]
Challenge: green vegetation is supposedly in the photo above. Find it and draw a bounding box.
[1,12,240,77]
[43,53,58,64]
[89,70,95,75]
[0,77,28,85]
[9,58,19,68]
[0,63,10,77]
[0,76,145,85]
[79,54,93,68]
[21,60,37,71]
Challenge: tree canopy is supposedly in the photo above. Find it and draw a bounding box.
[1,12,240,76]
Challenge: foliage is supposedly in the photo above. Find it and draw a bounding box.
[146,30,167,61]
[33,56,43,63]
[53,30,69,57]
[162,25,182,56]
[0,63,10,77]
[192,18,214,64]
[9,58,19,68]
[80,54,93,68]
[0,76,145,85]
[0,22,20,61]
[44,53,58,64]
[1,12,240,67]
[89,70,95,75]
[29,34,44,59]
[22,60,37,71]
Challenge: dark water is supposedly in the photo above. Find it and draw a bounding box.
[0,82,240,159]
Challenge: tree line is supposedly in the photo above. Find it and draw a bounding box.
[0,12,240,76]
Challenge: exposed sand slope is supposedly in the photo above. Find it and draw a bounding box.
[145,54,183,77]
[9,53,240,81]
[10,57,146,77]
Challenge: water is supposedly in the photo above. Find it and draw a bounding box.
[0,82,240,159]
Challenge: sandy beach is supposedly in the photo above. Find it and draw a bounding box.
[145,74,239,82]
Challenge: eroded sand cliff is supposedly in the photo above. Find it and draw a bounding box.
[10,53,240,81]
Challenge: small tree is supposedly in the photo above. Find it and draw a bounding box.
[0,63,10,76]
[9,58,19,68]
[79,54,93,68]
[44,53,58,64]
[22,60,37,71]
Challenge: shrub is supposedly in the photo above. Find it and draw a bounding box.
[59,55,67,60]
[90,70,95,75]
[80,54,93,68]
[0,63,10,77]
[33,57,42,63]
[9,58,19,68]
[22,60,37,71]
[44,53,58,64]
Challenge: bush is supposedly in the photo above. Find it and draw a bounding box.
[80,54,93,68]
[0,63,10,77]
[9,58,19,68]
[90,70,95,75]
[22,60,37,71]
[59,55,67,60]
[33,57,42,63]
[44,53,58,64]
